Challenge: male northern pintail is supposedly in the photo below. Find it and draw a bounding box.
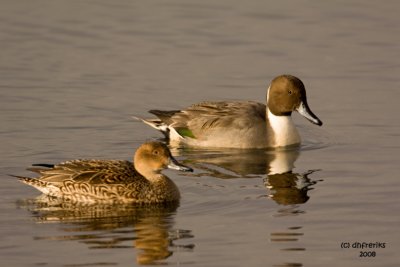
[137,75,323,149]
[17,141,193,204]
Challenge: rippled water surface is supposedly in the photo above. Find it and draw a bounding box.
[1,1,399,266]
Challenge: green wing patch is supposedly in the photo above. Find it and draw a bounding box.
[176,128,196,139]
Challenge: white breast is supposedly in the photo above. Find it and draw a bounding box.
[266,109,301,147]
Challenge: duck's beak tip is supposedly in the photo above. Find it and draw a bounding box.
[297,102,323,127]
[167,158,193,172]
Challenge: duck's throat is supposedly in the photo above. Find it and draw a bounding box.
[266,108,301,148]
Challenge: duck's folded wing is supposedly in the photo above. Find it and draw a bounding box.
[33,160,140,185]
[169,101,266,138]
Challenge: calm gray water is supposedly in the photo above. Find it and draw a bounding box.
[1,1,399,266]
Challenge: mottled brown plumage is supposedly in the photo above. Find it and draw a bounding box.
[17,142,193,204]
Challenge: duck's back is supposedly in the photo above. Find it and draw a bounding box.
[163,101,266,130]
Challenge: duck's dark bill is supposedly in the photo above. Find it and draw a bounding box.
[167,157,193,172]
[297,102,323,126]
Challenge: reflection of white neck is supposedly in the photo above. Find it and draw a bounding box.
[266,87,301,147]
[269,150,298,175]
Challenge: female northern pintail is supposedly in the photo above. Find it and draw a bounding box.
[17,141,193,204]
[137,75,323,149]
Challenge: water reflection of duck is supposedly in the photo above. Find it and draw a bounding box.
[263,150,320,205]
[18,198,194,265]
[265,169,320,205]
[172,147,321,205]
[176,148,272,178]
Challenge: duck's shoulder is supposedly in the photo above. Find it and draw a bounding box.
[58,159,134,172]
[35,159,141,185]
[186,100,265,115]
[186,101,266,126]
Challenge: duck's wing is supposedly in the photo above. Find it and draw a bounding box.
[28,159,140,185]
[150,101,266,139]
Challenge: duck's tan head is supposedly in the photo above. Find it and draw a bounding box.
[267,75,323,126]
[134,141,193,176]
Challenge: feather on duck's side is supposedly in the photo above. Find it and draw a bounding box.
[150,101,267,140]
[18,160,150,203]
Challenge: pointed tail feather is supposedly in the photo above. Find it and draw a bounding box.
[133,116,170,138]
[16,176,60,195]
[32,163,54,168]
[149,110,180,123]
[9,174,28,180]
[14,175,47,187]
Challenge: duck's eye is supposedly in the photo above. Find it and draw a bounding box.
[153,150,160,155]
[288,90,292,95]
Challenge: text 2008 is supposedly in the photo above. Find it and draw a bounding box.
[359,251,376,257]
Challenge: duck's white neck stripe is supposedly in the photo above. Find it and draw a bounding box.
[266,87,301,147]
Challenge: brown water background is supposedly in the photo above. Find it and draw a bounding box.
[1,1,399,266]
